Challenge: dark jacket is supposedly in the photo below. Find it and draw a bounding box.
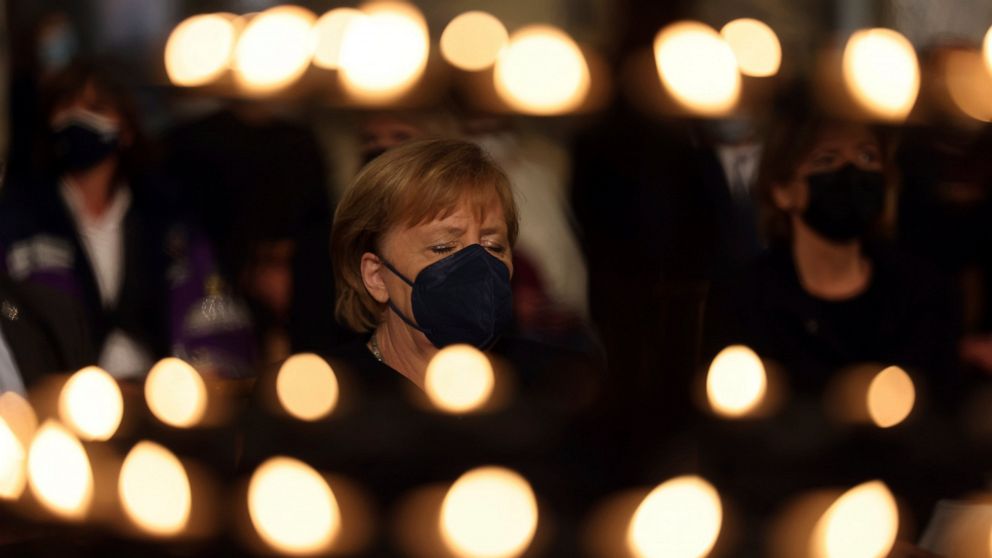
[0,274,93,387]
[0,175,255,377]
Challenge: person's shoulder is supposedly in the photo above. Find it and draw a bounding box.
[869,242,950,295]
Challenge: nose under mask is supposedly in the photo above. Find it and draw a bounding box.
[800,163,886,242]
[379,244,513,350]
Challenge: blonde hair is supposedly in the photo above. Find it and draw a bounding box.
[331,138,519,332]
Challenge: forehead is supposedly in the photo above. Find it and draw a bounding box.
[809,123,878,150]
[412,191,508,230]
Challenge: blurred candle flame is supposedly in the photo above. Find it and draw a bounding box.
[440,466,539,558]
[27,420,94,520]
[425,344,495,414]
[59,365,123,441]
[119,441,192,537]
[984,26,992,76]
[627,475,723,558]
[811,480,898,558]
[944,49,992,122]
[720,18,782,77]
[706,345,767,418]
[145,358,208,429]
[653,21,741,116]
[165,13,238,87]
[233,5,316,94]
[312,8,363,70]
[842,28,920,121]
[0,416,26,500]
[248,456,341,555]
[338,2,430,102]
[276,353,339,421]
[493,25,591,115]
[866,366,915,428]
[441,11,509,71]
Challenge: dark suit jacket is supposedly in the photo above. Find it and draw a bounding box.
[0,275,93,388]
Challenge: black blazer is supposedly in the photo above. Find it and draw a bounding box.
[0,275,93,388]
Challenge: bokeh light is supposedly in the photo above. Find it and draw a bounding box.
[425,344,495,414]
[720,18,782,77]
[233,5,316,93]
[58,366,123,442]
[944,49,992,122]
[440,466,539,558]
[706,345,767,418]
[312,8,363,70]
[984,26,992,76]
[842,28,919,121]
[0,416,26,500]
[338,2,430,101]
[165,13,238,87]
[0,391,37,448]
[248,456,341,555]
[27,420,94,520]
[627,475,723,558]
[653,21,741,116]
[440,11,509,71]
[493,25,591,115]
[145,358,208,429]
[811,480,898,558]
[866,366,915,428]
[119,441,192,537]
[276,353,339,421]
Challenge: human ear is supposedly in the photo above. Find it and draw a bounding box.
[360,252,389,304]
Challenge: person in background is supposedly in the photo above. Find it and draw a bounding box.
[167,99,344,363]
[0,273,92,393]
[0,59,253,379]
[703,105,959,401]
[700,99,977,534]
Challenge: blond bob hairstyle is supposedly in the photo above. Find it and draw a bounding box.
[331,138,519,333]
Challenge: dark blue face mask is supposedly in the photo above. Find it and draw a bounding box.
[51,109,120,172]
[379,244,513,349]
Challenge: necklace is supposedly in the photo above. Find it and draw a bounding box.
[368,331,384,363]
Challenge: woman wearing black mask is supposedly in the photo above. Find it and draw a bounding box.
[703,109,961,405]
[0,60,254,380]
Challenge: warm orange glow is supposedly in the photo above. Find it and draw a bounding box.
[276,353,339,421]
[145,358,208,428]
[627,475,723,558]
[338,2,430,101]
[984,26,992,76]
[440,466,539,558]
[842,28,919,121]
[706,345,767,418]
[866,366,915,428]
[654,21,741,116]
[312,8,363,69]
[59,366,123,441]
[0,416,26,500]
[720,18,781,77]
[493,25,591,115]
[119,441,192,537]
[0,391,37,448]
[811,481,898,558]
[440,11,509,71]
[945,49,992,122]
[165,13,238,87]
[233,5,316,93]
[248,457,341,555]
[424,345,495,414]
[27,420,94,520]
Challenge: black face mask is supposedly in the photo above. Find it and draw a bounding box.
[51,109,120,172]
[380,244,513,350]
[801,164,886,242]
